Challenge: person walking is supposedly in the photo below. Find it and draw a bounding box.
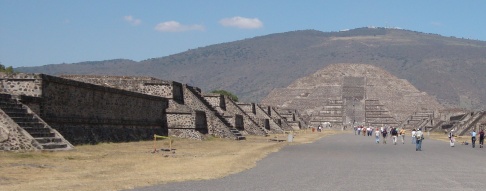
[399,128,406,144]
[471,130,477,148]
[375,128,380,143]
[415,128,424,151]
[391,127,398,145]
[354,126,357,135]
[449,130,455,147]
[382,128,388,144]
[357,126,361,135]
[479,129,484,148]
[411,129,416,144]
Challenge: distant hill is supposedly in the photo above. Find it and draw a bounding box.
[16,27,486,110]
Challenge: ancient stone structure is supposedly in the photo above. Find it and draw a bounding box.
[3,72,295,151]
[1,73,168,147]
[262,64,444,128]
[0,93,73,151]
[203,93,267,135]
[274,108,308,130]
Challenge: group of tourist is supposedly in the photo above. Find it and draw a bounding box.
[354,126,424,151]
[449,129,485,149]
[353,124,486,152]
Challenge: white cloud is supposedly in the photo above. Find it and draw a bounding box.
[219,16,263,29]
[154,21,205,32]
[124,15,141,26]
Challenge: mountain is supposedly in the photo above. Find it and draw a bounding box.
[16,27,486,110]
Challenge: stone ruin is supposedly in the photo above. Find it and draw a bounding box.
[261,63,486,133]
[0,73,302,151]
[2,64,484,151]
[262,64,445,128]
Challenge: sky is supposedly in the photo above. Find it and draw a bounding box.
[1,0,485,68]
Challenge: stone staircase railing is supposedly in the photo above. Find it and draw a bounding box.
[429,120,446,132]
[226,98,268,135]
[184,85,245,140]
[458,111,485,136]
[0,93,74,151]
[415,118,430,131]
[449,113,470,132]
[255,104,284,133]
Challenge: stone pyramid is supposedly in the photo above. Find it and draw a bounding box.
[261,64,444,126]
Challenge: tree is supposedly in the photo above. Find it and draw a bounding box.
[0,63,15,74]
[210,90,239,102]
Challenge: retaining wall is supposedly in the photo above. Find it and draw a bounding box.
[1,73,169,145]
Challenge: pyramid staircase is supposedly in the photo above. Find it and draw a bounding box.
[364,99,399,127]
[226,98,268,136]
[458,111,485,136]
[415,118,430,131]
[255,104,285,133]
[429,120,446,132]
[400,111,433,129]
[0,94,73,151]
[265,105,293,131]
[185,85,245,140]
[310,99,343,127]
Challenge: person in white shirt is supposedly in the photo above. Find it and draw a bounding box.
[415,128,424,151]
[375,128,380,143]
[411,129,416,144]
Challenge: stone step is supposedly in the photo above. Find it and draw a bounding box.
[1,107,27,113]
[29,132,56,138]
[16,122,45,128]
[41,143,68,150]
[0,100,22,108]
[23,127,51,133]
[0,93,12,99]
[10,117,39,123]
[3,112,34,118]
[35,137,63,144]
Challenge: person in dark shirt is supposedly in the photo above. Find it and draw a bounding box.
[479,129,484,148]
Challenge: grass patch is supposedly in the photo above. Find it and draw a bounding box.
[0,130,342,191]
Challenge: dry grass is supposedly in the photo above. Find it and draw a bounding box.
[0,130,342,191]
[428,131,472,144]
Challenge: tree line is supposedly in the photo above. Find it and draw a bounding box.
[0,63,15,74]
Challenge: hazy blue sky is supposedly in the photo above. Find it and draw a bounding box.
[1,0,485,68]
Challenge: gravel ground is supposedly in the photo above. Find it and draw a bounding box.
[130,132,486,191]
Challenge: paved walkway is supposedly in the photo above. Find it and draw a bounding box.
[131,132,486,191]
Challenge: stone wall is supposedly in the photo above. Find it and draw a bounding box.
[168,129,205,140]
[167,112,194,129]
[61,75,184,104]
[0,73,42,97]
[166,110,208,139]
[64,75,243,139]
[40,75,169,145]
[203,94,226,111]
[1,74,169,145]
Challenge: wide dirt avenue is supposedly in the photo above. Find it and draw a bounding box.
[131,132,486,191]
